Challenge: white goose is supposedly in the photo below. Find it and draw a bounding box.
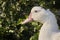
[22,6,60,40]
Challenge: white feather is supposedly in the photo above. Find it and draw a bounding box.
[31,6,60,40]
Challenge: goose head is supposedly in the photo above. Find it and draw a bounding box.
[22,6,54,24]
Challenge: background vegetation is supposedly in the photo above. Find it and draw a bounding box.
[0,0,60,40]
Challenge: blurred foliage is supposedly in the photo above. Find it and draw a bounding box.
[0,0,60,40]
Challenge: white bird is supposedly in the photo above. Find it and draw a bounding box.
[22,6,60,40]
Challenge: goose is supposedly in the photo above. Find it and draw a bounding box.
[21,6,60,40]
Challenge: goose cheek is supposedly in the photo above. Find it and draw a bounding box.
[21,13,33,24]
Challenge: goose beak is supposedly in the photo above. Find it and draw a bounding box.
[21,13,33,24]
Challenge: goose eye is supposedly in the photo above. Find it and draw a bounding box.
[35,10,38,13]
